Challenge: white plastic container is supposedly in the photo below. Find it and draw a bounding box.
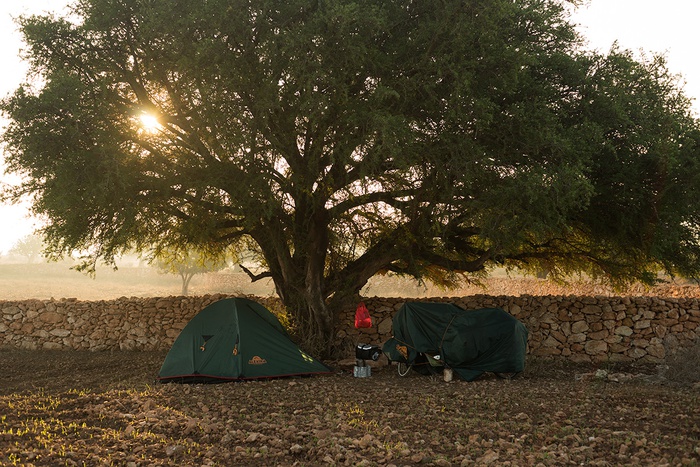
[443,368,453,382]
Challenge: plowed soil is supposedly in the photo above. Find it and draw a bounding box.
[0,351,698,466]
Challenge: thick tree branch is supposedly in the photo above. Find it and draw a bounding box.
[239,264,273,282]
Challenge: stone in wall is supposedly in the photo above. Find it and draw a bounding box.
[615,326,634,336]
[377,318,393,335]
[585,340,608,356]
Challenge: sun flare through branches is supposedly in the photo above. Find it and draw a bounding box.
[138,113,161,133]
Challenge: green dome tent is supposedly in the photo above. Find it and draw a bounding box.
[158,298,331,383]
[382,302,528,381]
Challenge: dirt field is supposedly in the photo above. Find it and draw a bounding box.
[1,263,699,465]
[0,351,698,466]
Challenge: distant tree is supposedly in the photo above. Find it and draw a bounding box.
[9,235,44,263]
[2,0,700,355]
[148,246,230,296]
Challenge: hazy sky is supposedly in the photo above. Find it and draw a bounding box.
[0,0,699,253]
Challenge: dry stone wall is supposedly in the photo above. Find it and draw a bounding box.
[0,294,277,352]
[341,295,700,363]
[1,294,698,363]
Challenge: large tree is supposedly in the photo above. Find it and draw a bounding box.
[2,0,700,356]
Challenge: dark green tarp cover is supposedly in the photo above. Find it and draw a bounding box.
[382,302,528,381]
[159,298,331,383]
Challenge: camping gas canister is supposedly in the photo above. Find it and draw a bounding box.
[353,359,372,377]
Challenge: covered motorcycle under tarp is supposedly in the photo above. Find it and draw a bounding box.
[382,302,528,381]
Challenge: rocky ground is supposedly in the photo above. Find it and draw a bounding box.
[0,351,698,466]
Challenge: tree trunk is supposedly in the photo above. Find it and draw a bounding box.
[276,282,336,359]
[180,272,194,296]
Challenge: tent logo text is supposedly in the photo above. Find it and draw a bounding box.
[248,356,267,365]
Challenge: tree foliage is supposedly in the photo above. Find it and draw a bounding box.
[2,0,700,356]
[9,234,44,263]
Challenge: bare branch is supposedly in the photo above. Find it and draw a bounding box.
[240,264,273,282]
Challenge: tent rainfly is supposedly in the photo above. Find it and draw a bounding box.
[382,302,528,381]
[158,298,332,383]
